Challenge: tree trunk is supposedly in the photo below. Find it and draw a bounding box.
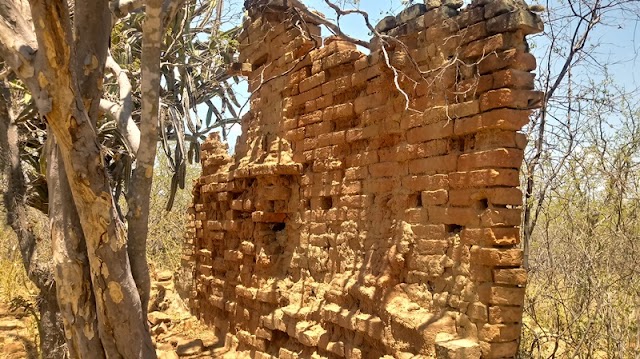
[38,284,69,359]
[48,139,106,359]
[26,1,155,357]
[0,84,67,359]
[127,0,164,319]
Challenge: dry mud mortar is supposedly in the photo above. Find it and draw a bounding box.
[184,0,543,357]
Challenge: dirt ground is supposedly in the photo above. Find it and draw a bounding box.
[0,303,37,359]
[0,270,230,359]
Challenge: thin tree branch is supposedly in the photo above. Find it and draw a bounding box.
[104,53,141,154]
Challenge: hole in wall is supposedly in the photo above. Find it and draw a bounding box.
[446,224,463,234]
[264,201,276,212]
[427,281,436,292]
[252,53,268,71]
[473,198,488,211]
[320,196,333,210]
[449,137,464,153]
[272,223,286,232]
[411,192,423,208]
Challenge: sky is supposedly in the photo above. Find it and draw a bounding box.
[209,0,640,153]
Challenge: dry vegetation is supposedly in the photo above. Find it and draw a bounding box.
[0,155,198,303]
[1,0,640,357]
[520,106,640,357]
[146,157,200,273]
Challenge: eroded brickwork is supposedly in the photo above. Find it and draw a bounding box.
[185,0,543,357]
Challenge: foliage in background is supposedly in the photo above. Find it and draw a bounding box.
[147,153,200,272]
[520,0,640,357]
[0,153,197,293]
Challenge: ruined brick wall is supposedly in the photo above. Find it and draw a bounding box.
[184,0,543,357]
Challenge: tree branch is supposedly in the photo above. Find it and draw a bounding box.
[109,0,144,18]
[0,0,40,96]
[285,0,371,49]
[104,53,141,154]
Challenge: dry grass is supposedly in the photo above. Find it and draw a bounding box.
[146,161,199,272]
[0,221,33,303]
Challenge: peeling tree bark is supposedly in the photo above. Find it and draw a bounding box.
[43,2,112,357]
[0,84,67,359]
[25,0,155,357]
[48,139,105,359]
[126,0,164,320]
[0,0,178,356]
[73,0,111,122]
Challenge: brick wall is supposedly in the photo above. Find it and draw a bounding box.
[184,0,543,357]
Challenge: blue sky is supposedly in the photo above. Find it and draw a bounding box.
[211,0,640,152]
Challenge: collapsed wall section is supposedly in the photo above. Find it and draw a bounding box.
[184,0,543,357]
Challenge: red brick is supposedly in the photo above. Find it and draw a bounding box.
[478,49,536,75]
[458,148,524,170]
[471,247,523,267]
[461,228,520,246]
[493,268,527,286]
[346,151,379,167]
[448,100,481,119]
[411,224,447,238]
[363,178,397,193]
[292,86,323,107]
[369,162,406,178]
[454,109,530,135]
[402,174,450,191]
[422,189,448,206]
[408,154,458,175]
[488,187,522,206]
[323,103,354,121]
[480,208,522,227]
[449,169,520,188]
[478,323,521,343]
[322,75,352,95]
[478,284,525,306]
[299,71,326,93]
[461,34,506,59]
[407,120,454,144]
[480,88,543,111]
[467,302,488,322]
[481,341,519,359]
[488,306,522,324]
[345,166,368,180]
[486,8,543,35]
[317,131,346,147]
[474,130,524,150]
[492,69,535,90]
[449,188,522,207]
[306,121,334,137]
[415,239,450,255]
[428,206,481,226]
[322,49,362,70]
[379,143,413,162]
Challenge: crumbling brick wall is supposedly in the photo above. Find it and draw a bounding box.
[184,0,543,357]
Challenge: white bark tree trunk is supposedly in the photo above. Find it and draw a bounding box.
[126,0,164,319]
